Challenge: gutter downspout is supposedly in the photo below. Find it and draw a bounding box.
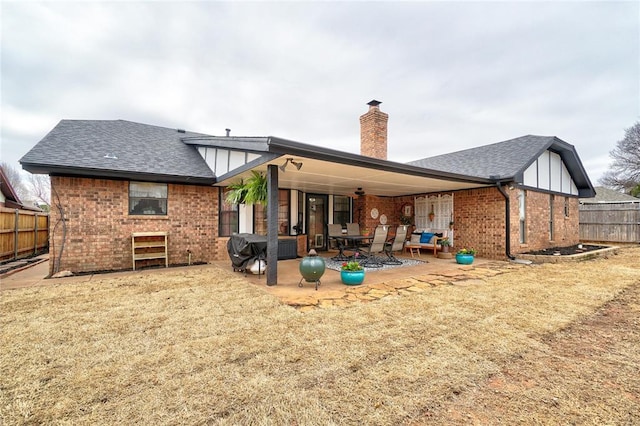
[495,181,516,261]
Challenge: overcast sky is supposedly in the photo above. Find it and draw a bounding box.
[2,1,638,185]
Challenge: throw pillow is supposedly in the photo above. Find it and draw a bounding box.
[410,234,421,244]
[420,232,434,244]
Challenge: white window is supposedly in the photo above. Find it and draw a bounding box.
[549,194,555,240]
[129,182,168,215]
[518,190,526,244]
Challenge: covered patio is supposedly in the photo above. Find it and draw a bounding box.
[203,135,497,286]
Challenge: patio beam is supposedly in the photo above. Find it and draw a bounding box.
[266,164,278,285]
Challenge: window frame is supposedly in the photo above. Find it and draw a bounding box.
[219,187,239,237]
[518,190,527,244]
[549,194,555,241]
[128,181,168,216]
[253,189,290,236]
[332,195,351,226]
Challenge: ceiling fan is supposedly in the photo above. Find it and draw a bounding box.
[354,187,365,196]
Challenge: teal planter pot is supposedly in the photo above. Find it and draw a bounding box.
[341,269,365,285]
[455,254,475,265]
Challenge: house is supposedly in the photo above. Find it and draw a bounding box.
[20,101,595,284]
[1,166,33,210]
[580,186,639,204]
[579,186,640,243]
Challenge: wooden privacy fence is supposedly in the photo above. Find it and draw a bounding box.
[0,207,49,262]
[579,202,640,243]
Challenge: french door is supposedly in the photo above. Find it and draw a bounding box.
[306,194,328,251]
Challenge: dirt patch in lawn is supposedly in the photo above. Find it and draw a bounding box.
[1,247,639,425]
[435,281,640,425]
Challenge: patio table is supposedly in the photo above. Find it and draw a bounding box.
[330,235,372,260]
[328,235,350,261]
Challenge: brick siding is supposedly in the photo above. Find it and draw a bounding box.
[49,176,219,274]
[355,187,579,260]
[513,189,579,254]
[49,176,580,274]
[454,187,507,258]
[448,187,579,259]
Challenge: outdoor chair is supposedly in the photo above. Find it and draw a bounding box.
[359,225,389,268]
[384,225,408,265]
[346,223,365,249]
[328,224,349,261]
[346,223,360,236]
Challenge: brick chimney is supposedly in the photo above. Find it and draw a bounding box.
[360,100,388,160]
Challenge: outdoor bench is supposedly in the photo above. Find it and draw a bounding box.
[404,229,452,257]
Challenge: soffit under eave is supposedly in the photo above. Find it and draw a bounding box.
[182,136,271,152]
[212,153,284,183]
[214,156,494,197]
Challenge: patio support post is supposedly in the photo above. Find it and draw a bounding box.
[266,165,279,285]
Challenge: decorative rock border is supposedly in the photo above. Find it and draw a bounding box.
[517,245,619,264]
[281,263,517,311]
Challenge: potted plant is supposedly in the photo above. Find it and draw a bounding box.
[340,254,365,285]
[456,248,477,265]
[225,171,268,205]
[440,237,451,253]
[225,178,247,204]
[428,210,435,222]
[399,215,413,226]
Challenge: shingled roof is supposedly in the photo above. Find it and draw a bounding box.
[580,186,640,203]
[408,135,594,196]
[20,120,216,184]
[21,120,595,197]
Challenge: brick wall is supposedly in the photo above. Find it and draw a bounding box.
[49,176,219,274]
[352,194,424,240]
[367,187,581,260]
[48,176,581,273]
[452,187,506,259]
[512,189,579,254]
[359,102,388,160]
[452,186,580,259]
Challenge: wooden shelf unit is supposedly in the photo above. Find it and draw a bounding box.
[132,232,168,270]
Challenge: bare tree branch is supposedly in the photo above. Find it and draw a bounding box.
[599,121,640,193]
[28,174,51,207]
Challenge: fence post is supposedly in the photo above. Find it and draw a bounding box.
[34,213,39,254]
[14,209,19,261]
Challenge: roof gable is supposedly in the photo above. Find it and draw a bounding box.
[408,135,555,179]
[0,166,22,205]
[408,135,595,197]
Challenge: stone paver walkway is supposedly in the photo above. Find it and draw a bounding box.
[280,262,520,312]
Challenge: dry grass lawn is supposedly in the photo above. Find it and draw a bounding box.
[1,247,639,425]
